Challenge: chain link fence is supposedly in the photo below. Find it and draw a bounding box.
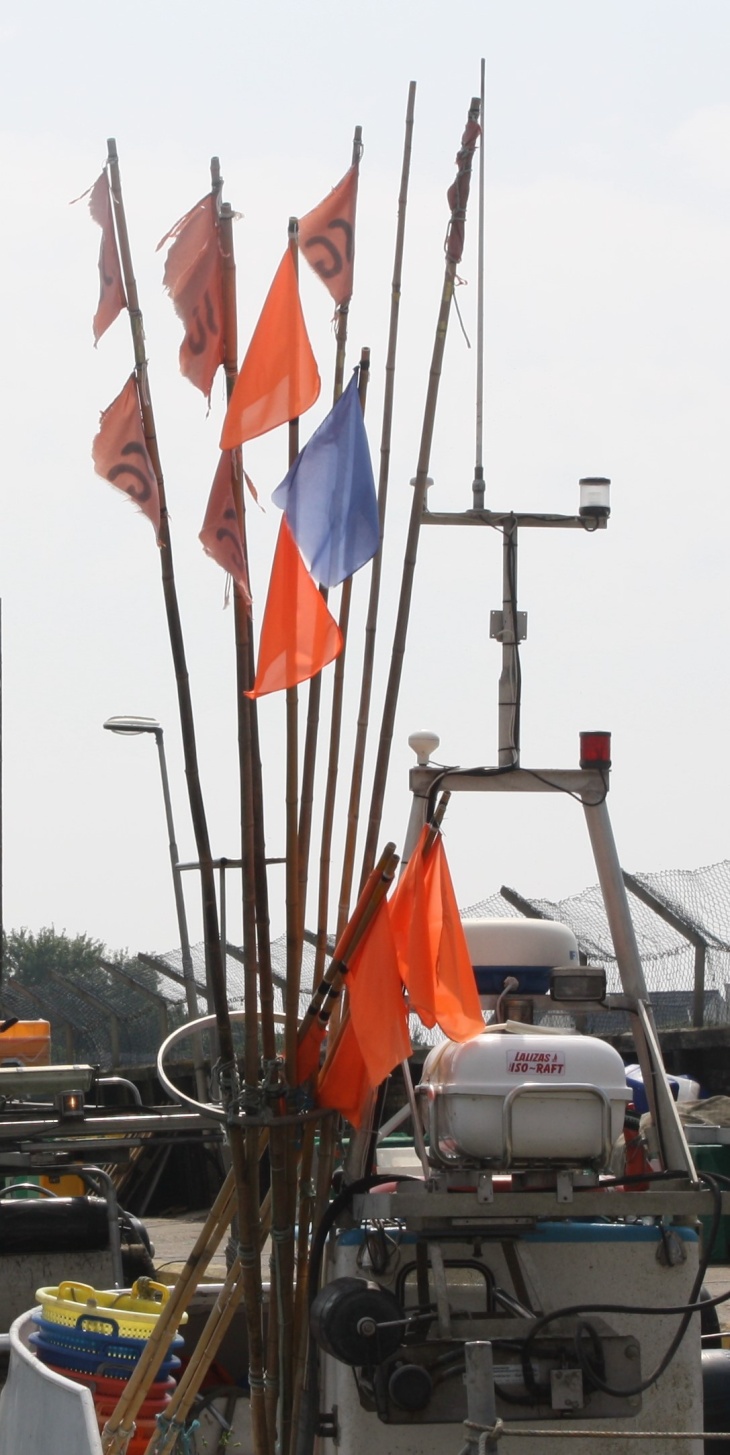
[3,861,729,1068]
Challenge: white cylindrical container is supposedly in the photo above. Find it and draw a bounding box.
[419,1029,631,1170]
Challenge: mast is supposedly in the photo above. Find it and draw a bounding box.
[336,81,416,937]
[473,56,486,510]
[311,350,370,983]
[361,97,482,884]
[297,126,363,970]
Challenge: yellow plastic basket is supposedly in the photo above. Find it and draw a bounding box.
[35,1279,187,1340]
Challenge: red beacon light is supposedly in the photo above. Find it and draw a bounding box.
[579,731,611,770]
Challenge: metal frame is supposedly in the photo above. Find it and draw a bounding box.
[403,761,695,1179]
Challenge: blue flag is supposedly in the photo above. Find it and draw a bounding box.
[272,369,379,588]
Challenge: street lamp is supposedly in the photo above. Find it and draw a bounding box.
[103,715,207,1101]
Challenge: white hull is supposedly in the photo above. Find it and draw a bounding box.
[321,1219,704,1455]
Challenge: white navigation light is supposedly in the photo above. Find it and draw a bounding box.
[579,476,611,518]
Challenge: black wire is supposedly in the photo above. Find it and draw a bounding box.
[424,760,609,823]
[525,766,610,807]
[518,1169,723,1399]
[425,764,517,823]
[295,1174,418,1455]
[574,1319,607,1390]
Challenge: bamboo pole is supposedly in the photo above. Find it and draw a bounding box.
[267,215,305,1455]
[360,97,481,884]
[219,184,281,1455]
[102,1170,236,1452]
[143,1189,273,1455]
[327,793,450,1188]
[297,841,397,1050]
[284,217,303,1087]
[217,181,278,1071]
[472,58,486,510]
[336,82,417,931]
[217,193,263,1096]
[298,841,399,1080]
[216,173,279,1455]
[288,1118,316,1450]
[106,141,225,1025]
[296,125,364,967]
[105,141,270,1455]
[311,352,371,982]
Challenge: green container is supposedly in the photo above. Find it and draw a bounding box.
[2,1176,42,1201]
[692,1144,730,1264]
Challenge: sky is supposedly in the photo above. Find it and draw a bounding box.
[0,0,728,963]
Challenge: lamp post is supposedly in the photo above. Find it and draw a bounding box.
[103,715,207,1102]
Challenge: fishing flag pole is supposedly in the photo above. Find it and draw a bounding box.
[213,162,280,1455]
[100,143,268,1455]
[336,80,417,938]
[296,126,363,969]
[473,57,486,509]
[311,349,371,983]
[360,96,481,884]
[105,140,226,1015]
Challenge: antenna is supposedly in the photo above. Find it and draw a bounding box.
[472,57,486,510]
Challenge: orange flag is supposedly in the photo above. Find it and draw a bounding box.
[315,900,411,1127]
[298,165,358,307]
[92,376,161,538]
[220,250,320,449]
[200,451,252,607]
[390,827,484,1042]
[317,1019,371,1129]
[347,899,412,1085]
[157,194,223,401]
[245,518,342,698]
[88,172,126,343]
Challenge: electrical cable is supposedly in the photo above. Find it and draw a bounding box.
[516,1168,723,1400]
[295,1173,418,1455]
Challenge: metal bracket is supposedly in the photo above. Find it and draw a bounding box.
[477,1172,494,1204]
[316,1405,339,1442]
[490,610,527,642]
[556,1171,574,1204]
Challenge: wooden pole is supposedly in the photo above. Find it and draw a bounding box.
[215,172,262,1091]
[296,125,363,966]
[143,1189,273,1455]
[336,82,416,933]
[284,217,303,1087]
[472,58,486,510]
[216,168,277,1455]
[215,181,277,1071]
[299,841,399,1076]
[102,1170,236,1451]
[312,352,371,982]
[360,97,481,884]
[105,141,269,1455]
[105,139,226,1049]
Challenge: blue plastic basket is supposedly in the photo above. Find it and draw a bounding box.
[29,1330,182,1381]
[31,1313,183,1362]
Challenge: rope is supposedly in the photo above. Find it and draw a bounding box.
[101,1419,136,1454]
[464,1428,730,1441]
[463,1416,504,1451]
[271,1225,295,1243]
[150,1412,200,1454]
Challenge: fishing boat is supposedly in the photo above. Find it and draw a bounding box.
[1,65,729,1455]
